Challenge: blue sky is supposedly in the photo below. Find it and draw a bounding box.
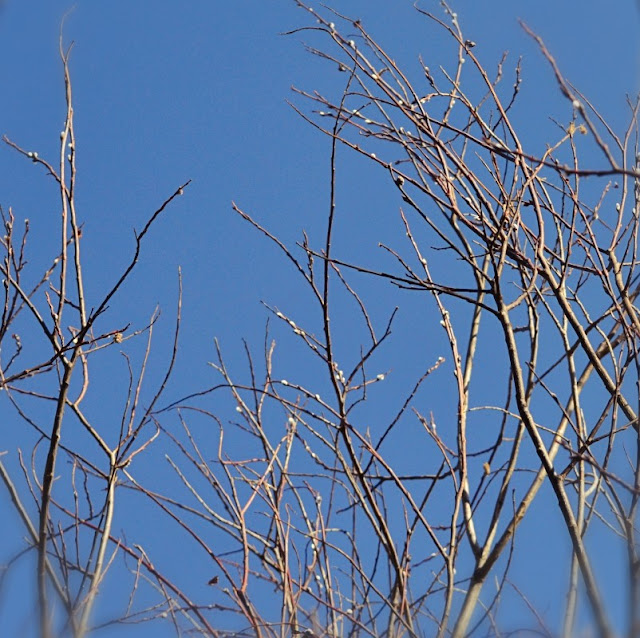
[1,1,639,636]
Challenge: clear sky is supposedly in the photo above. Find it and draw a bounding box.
[1,1,639,636]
